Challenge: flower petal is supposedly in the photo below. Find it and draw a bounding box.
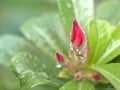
[71,19,86,47]
[92,74,101,81]
[56,52,65,63]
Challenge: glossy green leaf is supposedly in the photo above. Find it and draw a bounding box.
[95,83,114,90]
[97,23,120,64]
[72,0,94,32]
[96,0,120,24]
[21,13,69,61]
[57,0,75,36]
[93,63,120,90]
[88,20,111,65]
[0,35,38,67]
[0,64,20,90]
[57,0,94,36]
[59,79,95,90]
[11,52,63,89]
[0,35,39,90]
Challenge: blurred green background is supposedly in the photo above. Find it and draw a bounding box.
[0,0,57,35]
[0,0,120,90]
[0,0,120,36]
[0,0,58,89]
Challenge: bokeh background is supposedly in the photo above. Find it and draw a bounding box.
[0,0,120,36]
[0,0,120,90]
[0,0,57,35]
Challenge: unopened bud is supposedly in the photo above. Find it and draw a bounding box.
[71,19,86,47]
[56,52,66,63]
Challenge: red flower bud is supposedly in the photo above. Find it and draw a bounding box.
[92,74,101,81]
[71,19,86,47]
[85,72,101,82]
[56,52,66,63]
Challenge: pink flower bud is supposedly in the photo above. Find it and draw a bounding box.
[55,52,66,63]
[85,72,101,82]
[92,74,101,81]
[71,19,86,47]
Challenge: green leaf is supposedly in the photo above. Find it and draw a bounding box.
[21,13,69,62]
[93,63,120,90]
[57,0,75,36]
[59,79,95,90]
[96,0,120,24]
[0,35,38,67]
[0,35,40,89]
[72,0,94,32]
[88,20,111,65]
[11,52,63,89]
[57,0,94,36]
[0,64,20,90]
[97,23,120,64]
[95,83,114,90]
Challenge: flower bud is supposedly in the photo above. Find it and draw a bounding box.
[85,72,101,82]
[71,19,86,47]
[55,52,66,63]
[92,73,101,81]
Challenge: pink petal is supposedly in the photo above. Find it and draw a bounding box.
[56,52,65,63]
[92,74,101,81]
[71,24,76,43]
[71,19,86,47]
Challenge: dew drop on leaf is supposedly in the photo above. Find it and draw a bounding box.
[56,63,62,68]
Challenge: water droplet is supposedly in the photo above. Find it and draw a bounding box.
[56,63,62,68]
[78,51,82,55]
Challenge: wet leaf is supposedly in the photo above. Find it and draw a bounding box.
[88,20,111,65]
[93,63,120,90]
[11,52,64,89]
[59,79,95,90]
[97,23,120,64]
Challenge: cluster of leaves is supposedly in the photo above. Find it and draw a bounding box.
[96,0,120,25]
[0,0,120,90]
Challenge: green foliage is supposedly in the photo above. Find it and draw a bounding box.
[96,0,120,25]
[0,0,120,90]
[0,35,41,89]
[11,52,63,89]
[97,23,120,64]
[0,65,20,90]
[60,80,95,90]
[0,0,57,35]
[88,20,111,65]
[58,0,94,37]
[0,35,38,67]
[93,63,120,90]
[21,14,69,59]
